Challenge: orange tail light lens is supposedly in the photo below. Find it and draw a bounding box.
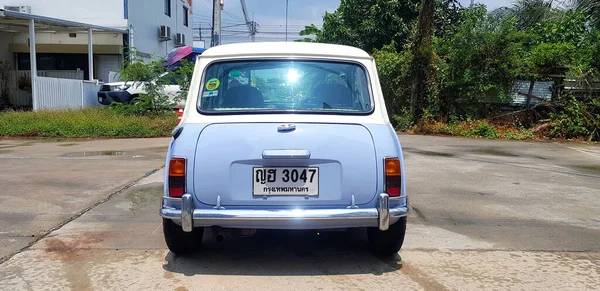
[385,157,401,197]
[168,157,186,198]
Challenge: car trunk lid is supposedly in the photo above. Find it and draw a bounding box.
[193,123,378,206]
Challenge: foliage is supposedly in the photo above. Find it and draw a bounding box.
[304,0,600,140]
[411,119,536,139]
[372,43,413,114]
[300,0,422,53]
[295,24,321,42]
[171,59,195,105]
[0,108,177,138]
[391,110,414,131]
[550,97,600,140]
[574,0,600,29]
[111,51,177,116]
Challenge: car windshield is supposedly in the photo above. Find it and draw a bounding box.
[198,60,373,114]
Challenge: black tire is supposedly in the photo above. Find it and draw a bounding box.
[127,95,139,104]
[162,218,203,255]
[367,217,407,256]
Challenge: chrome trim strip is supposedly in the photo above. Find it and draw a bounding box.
[262,149,311,159]
[377,193,390,231]
[160,193,407,230]
[181,194,194,232]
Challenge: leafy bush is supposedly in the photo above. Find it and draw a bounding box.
[550,97,600,141]
[111,51,187,116]
[0,109,177,138]
[391,110,413,131]
[411,119,535,140]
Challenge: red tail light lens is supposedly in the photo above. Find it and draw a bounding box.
[385,157,401,197]
[168,157,186,198]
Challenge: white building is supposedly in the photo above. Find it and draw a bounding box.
[0,0,194,82]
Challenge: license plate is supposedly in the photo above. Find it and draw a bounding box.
[253,167,319,196]
[98,97,103,102]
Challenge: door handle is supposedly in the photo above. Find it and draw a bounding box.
[277,124,296,132]
[262,149,311,159]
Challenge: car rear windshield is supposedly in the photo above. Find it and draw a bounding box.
[197,60,373,114]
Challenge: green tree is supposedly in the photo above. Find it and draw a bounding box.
[573,0,600,29]
[112,50,175,115]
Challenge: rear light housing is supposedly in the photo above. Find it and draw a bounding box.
[168,157,186,198]
[384,157,401,197]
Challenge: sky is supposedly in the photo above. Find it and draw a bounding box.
[193,0,515,44]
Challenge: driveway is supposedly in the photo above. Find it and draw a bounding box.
[0,135,598,290]
[0,138,170,261]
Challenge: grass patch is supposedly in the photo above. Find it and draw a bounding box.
[0,108,178,138]
[409,119,536,140]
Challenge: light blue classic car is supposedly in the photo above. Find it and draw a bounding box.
[160,42,408,256]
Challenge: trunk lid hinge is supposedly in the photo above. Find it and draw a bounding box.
[347,194,359,209]
[213,195,225,210]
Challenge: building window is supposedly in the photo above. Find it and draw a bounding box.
[124,0,128,19]
[183,6,189,27]
[164,0,171,17]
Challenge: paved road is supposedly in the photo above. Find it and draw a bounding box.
[0,138,170,261]
[0,135,599,290]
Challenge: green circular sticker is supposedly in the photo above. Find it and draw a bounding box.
[205,78,220,91]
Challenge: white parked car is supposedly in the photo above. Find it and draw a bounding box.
[97,72,184,108]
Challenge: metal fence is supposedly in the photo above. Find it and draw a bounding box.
[33,77,103,111]
[4,70,85,108]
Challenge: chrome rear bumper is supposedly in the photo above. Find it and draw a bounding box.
[160,193,407,231]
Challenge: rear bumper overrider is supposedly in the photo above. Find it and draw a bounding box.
[160,193,407,231]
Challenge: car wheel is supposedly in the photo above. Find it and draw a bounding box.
[127,95,139,104]
[162,218,203,255]
[367,216,406,256]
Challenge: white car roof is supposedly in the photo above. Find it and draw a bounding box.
[199,42,372,60]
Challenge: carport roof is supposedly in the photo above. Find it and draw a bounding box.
[0,9,128,34]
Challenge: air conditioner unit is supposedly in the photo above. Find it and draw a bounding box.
[175,33,186,46]
[159,25,171,41]
[4,5,32,14]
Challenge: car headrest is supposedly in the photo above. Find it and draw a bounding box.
[222,85,264,108]
[311,83,352,108]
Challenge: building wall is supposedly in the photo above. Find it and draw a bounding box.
[0,32,15,68]
[127,0,193,57]
[0,0,128,28]
[1,0,195,58]
[11,32,123,46]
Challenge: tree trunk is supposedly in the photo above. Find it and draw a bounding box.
[409,0,436,123]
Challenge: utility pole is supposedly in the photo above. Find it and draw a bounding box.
[240,0,257,42]
[211,0,223,47]
[285,0,288,42]
[252,12,255,42]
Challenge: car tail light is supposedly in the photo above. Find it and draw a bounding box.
[169,157,186,198]
[385,157,401,197]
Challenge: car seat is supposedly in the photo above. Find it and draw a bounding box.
[222,85,265,109]
[311,83,353,109]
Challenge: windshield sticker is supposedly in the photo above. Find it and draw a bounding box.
[205,78,220,90]
[202,90,218,97]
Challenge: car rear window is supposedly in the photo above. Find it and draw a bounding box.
[197,60,373,114]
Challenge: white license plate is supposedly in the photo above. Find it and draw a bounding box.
[98,97,103,102]
[253,167,319,196]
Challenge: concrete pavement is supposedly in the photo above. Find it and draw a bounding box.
[0,135,599,290]
[0,138,170,261]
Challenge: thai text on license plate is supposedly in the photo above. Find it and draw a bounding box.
[252,167,319,196]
